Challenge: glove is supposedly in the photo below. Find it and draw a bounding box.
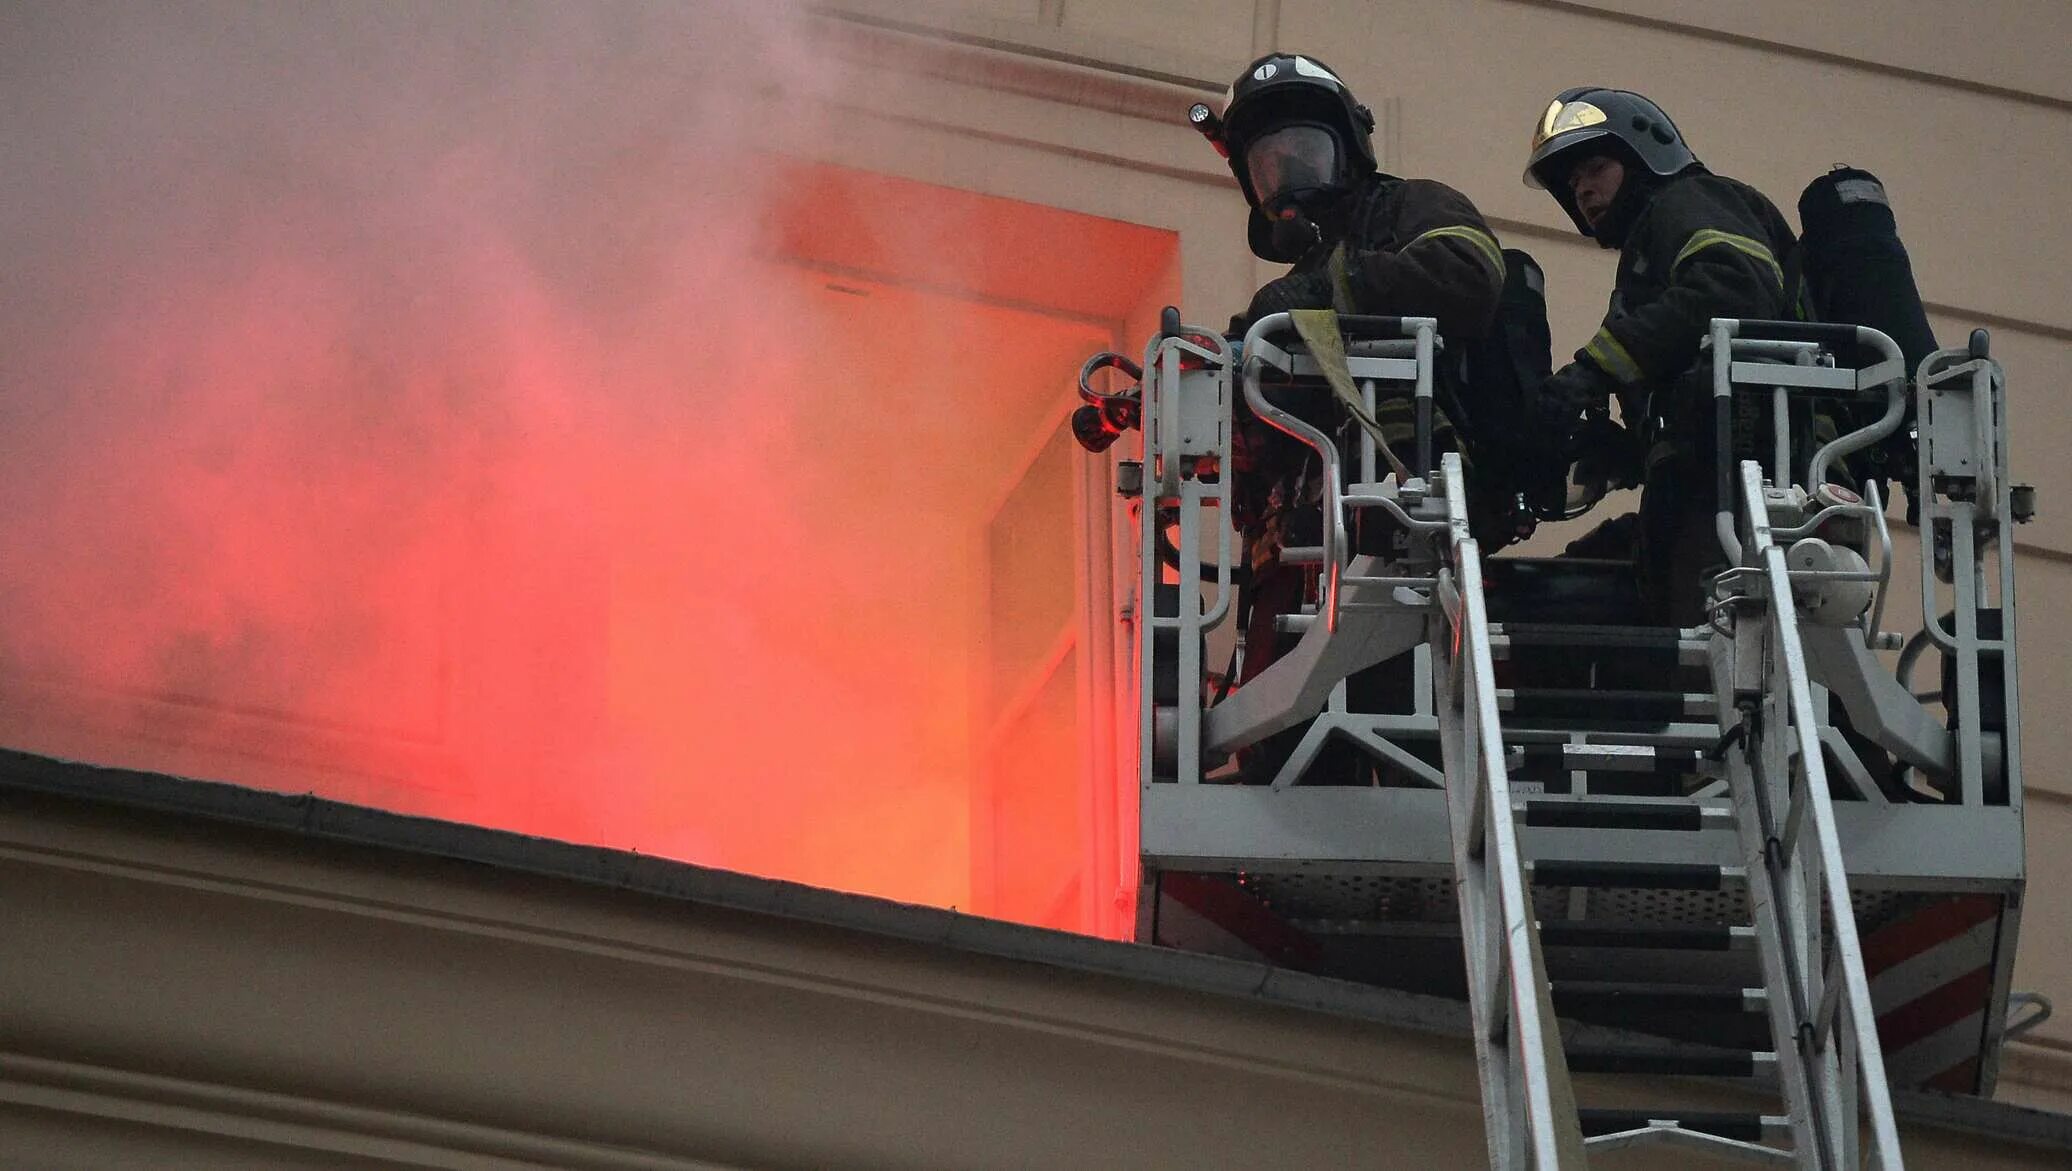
[1570,410,1643,491]
[1538,360,1620,457]
[1525,359,1620,512]
[1239,268,1336,329]
[1543,357,1618,420]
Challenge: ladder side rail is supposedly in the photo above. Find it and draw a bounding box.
[1436,589,1521,1168]
[1436,452,1584,1169]
[1775,613,1850,1167]
[1741,458,1906,1168]
[1712,578,1827,1166]
[1432,478,1512,1165]
[1769,573,1847,1167]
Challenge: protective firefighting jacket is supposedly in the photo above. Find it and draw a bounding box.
[1576,169,1799,407]
[1231,173,1507,559]
[1239,172,1504,340]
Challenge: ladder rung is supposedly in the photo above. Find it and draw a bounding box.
[1500,724,1722,750]
[1575,1109,1782,1142]
[1491,623,1706,663]
[1540,922,1755,951]
[1523,798,1703,831]
[1566,1044,1769,1077]
[1530,860,1736,890]
[1493,622,1687,647]
[1555,744,1706,774]
[1511,744,1711,776]
[1498,688,1715,722]
[1551,982,1766,1014]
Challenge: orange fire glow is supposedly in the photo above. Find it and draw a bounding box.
[0,3,1176,937]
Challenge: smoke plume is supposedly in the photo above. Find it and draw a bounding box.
[0,0,1064,912]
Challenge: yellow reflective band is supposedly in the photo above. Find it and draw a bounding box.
[1372,396,1459,445]
[1406,225,1505,277]
[1372,397,1418,444]
[1672,228,1783,288]
[1585,328,1644,385]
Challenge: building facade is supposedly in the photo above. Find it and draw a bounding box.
[2,0,2068,1156]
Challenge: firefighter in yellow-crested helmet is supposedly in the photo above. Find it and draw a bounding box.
[1524,87,1801,625]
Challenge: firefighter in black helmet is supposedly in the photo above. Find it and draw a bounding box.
[1524,87,1800,625]
[1200,54,1503,783]
[1212,54,1503,337]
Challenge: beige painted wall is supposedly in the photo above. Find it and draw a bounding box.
[801,0,2072,1107]
[3,781,2067,1169]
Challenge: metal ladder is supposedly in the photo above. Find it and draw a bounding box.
[1101,309,2022,1167]
[1434,319,1919,1168]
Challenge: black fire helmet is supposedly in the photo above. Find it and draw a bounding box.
[1524,87,1698,236]
[1212,54,1377,235]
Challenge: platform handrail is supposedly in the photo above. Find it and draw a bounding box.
[1239,311,1444,630]
[1706,319,1908,569]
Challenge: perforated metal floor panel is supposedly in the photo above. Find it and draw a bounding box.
[1226,870,1919,934]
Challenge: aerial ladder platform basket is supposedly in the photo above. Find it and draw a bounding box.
[1083,306,2031,1168]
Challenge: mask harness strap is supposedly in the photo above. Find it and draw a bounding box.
[1288,306,1416,484]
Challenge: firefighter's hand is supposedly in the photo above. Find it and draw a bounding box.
[1239,269,1336,328]
[1543,358,1617,418]
[1571,411,1642,491]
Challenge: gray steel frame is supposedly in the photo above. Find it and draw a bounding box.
[1120,310,2027,1169]
[1432,449,1586,1167]
[1715,457,1902,1167]
[1913,338,2028,1093]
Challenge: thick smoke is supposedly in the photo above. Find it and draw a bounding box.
[0,1,1012,908]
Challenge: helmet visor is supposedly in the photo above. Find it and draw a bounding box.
[1525,98,1610,188]
[1244,125,1339,216]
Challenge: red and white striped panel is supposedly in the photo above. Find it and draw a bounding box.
[1863,894,2006,1093]
[1154,872,1321,970]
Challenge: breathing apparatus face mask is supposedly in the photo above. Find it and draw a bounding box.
[1244,124,1342,220]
